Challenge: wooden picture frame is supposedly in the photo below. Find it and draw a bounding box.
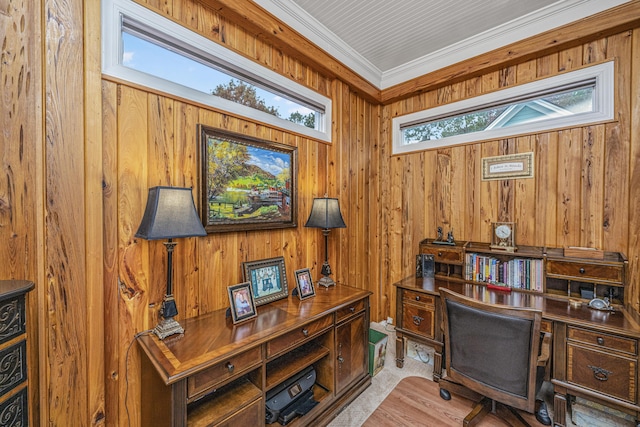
[199,125,297,233]
[227,282,257,324]
[242,256,289,306]
[294,268,316,300]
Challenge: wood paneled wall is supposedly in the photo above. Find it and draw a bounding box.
[380,30,640,317]
[101,2,381,425]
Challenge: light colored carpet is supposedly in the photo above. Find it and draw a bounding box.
[328,322,434,427]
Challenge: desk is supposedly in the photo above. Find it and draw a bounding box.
[394,276,640,427]
[137,285,371,426]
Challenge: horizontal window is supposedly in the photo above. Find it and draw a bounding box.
[393,61,614,154]
[102,0,332,142]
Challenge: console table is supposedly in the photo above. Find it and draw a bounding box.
[394,276,640,427]
[137,285,371,426]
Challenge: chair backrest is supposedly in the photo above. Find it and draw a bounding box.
[440,288,542,413]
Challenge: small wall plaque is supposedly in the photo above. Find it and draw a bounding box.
[482,152,534,181]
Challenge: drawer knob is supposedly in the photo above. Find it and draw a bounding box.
[413,315,424,326]
[349,307,355,313]
[438,252,443,257]
[337,356,344,364]
[302,328,309,337]
[226,362,234,373]
[579,268,586,274]
[415,296,421,301]
[588,365,612,381]
[597,337,605,345]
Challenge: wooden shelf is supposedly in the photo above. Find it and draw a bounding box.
[187,376,262,427]
[266,341,330,391]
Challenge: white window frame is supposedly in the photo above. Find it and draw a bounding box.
[392,61,615,155]
[102,0,332,143]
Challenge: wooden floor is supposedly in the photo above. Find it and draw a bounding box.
[363,376,546,427]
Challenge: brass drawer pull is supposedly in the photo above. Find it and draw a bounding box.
[302,328,309,337]
[349,307,355,313]
[597,337,605,345]
[413,315,424,326]
[588,365,612,381]
[438,252,443,257]
[226,362,234,373]
[415,296,421,301]
[579,268,586,274]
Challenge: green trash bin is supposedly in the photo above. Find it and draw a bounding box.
[369,328,388,377]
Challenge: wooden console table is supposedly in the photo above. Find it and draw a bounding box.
[394,276,640,427]
[138,285,371,426]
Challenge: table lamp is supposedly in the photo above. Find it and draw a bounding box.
[304,196,346,287]
[135,186,207,339]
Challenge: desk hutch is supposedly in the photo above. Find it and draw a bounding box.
[395,239,638,427]
[138,285,371,426]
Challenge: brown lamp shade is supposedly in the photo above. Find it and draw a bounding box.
[304,197,346,230]
[135,186,207,240]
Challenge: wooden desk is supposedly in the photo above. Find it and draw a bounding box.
[394,276,640,427]
[138,285,371,426]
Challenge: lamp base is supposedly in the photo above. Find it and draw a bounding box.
[318,276,336,288]
[154,316,184,340]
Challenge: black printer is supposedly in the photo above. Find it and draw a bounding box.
[265,366,319,425]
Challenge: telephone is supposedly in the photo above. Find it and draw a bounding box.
[588,297,614,312]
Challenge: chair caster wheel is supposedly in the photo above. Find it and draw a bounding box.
[440,388,451,400]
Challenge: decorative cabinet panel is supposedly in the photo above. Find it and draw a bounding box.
[0,280,34,427]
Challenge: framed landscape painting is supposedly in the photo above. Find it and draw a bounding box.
[199,125,297,233]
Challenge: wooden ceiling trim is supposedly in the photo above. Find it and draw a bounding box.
[380,0,640,104]
[196,0,381,103]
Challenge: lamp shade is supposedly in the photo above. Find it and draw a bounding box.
[135,186,207,240]
[305,197,346,230]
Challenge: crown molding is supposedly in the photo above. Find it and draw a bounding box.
[254,0,630,90]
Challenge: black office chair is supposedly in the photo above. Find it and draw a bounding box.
[439,288,550,427]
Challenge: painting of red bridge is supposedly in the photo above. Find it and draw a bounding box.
[200,126,297,232]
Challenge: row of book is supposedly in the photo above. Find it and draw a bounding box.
[464,253,544,291]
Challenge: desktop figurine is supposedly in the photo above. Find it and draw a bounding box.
[433,226,455,246]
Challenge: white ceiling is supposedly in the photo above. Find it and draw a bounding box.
[254,0,630,89]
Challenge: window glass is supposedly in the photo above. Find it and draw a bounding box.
[122,32,318,130]
[393,62,613,154]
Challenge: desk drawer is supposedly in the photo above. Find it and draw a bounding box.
[267,315,333,357]
[567,343,637,403]
[336,298,366,323]
[188,347,262,399]
[568,327,637,355]
[402,304,435,339]
[402,290,435,307]
[547,260,623,283]
[421,247,463,264]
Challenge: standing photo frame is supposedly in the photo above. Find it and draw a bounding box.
[227,282,257,324]
[294,268,316,300]
[242,256,289,306]
[199,125,297,233]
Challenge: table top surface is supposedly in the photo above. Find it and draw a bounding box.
[395,276,640,338]
[138,284,371,385]
[0,280,35,300]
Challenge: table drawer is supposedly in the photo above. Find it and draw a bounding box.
[402,290,435,307]
[336,298,366,323]
[567,343,637,404]
[0,294,27,345]
[188,347,262,399]
[547,260,623,283]
[0,340,27,398]
[421,247,463,264]
[267,315,333,357]
[402,304,435,339]
[568,327,637,355]
[213,397,263,427]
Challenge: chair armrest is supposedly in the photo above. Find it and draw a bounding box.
[537,332,551,366]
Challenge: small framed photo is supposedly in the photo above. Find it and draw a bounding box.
[242,256,289,306]
[295,268,316,300]
[227,282,257,324]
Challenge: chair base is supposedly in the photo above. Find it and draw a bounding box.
[465,397,531,427]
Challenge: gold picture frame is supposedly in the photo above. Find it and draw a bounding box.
[482,152,534,181]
